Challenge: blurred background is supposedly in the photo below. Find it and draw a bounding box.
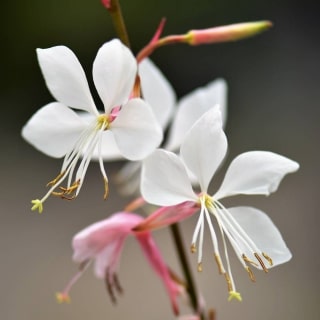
[1,0,319,319]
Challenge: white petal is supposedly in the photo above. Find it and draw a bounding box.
[110,98,163,160]
[139,59,176,128]
[36,46,97,114]
[115,161,142,195]
[22,102,86,158]
[141,149,197,206]
[166,78,227,151]
[93,39,137,113]
[227,206,292,268]
[214,151,300,200]
[180,106,227,192]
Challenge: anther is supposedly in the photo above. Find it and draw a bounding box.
[46,171,66,187]
[242,254,259,267]
[103,178,109,200]
[254,253,268,273]
[245,266,256,282]
[214,254,224,274]
[224,273,233,292]
[191,243,197,253]
[197,262,203,272]
[56,292,71,304]
[262,252,273,266]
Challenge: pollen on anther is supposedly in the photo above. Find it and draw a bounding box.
[262,252,273,266]
[245,266,256,282]
[191,243,197,253]
[254,253,268,273]
[214,254,224,274]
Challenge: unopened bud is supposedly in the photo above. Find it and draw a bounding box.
[186,21,272,45]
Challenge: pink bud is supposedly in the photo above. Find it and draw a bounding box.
[101,0,111,9]
[187,21,272,45]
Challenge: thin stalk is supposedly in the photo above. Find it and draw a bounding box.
[170,223,205,320]
[105,0,130,47]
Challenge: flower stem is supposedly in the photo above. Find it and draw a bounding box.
[170,223,205,319]
[104,0,130,47]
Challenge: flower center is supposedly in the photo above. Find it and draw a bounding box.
[97,114,112,131]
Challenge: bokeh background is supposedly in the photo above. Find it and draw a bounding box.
[1,0,319,319]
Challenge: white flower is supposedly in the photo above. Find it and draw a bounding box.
[140,106,299,300]
[116,58,228,195]
[22,39,162,212]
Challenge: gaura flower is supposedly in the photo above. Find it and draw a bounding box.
[22,39,162,212]
[57,212,182,315]
[116,58,227,195]
[139,106,299,301]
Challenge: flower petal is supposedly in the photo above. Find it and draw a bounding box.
[139,59,176,128]
[135,232,182,315]
[110,98,163,160]
[227,206,292,268]
[166,79,227,151]
[141,149,197,206]
[36,46,97,114]
[180,106,227,192]
[22,102,87,158]
[93,39,137,113]
[214,151,300,200]
[115,161,142,195]
[72,212,142,264]
[134,202,198,232]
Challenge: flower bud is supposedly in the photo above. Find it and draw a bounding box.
[186,21,272,45]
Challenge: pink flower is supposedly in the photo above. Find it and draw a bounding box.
[58,212,182,315]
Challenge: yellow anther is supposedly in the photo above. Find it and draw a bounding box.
[52,180,80,200]
[242,254,259,267]
[31,199,43,214]
[228,291,242,302]
[254,253,268,273]
[224,273,233,292]
[262,252,273,266]
[214,254,224,274]
[103,178,109,200]
[191,243,197,253]
[56,292,71,304]
[46,171,65,187]
[245,266,256,282]
[197,262,203,272]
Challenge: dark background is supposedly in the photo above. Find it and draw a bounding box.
[1,0,319,319]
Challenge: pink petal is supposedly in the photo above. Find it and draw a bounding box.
[72,212,143,263]
[135,231,182,315]
[134,202,198,232]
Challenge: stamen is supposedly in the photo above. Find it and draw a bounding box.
[47,171,66,187]
[262,252,273,266]
[224,272,233,292]
[245,266,256,282]
[191,243,197,253]
[52,180,80,200]
[242,254,259,267]
[103,178,109,200]
[254,253,268,273]
[105,269,123,304]
[197,262,203,272]
[214,254,224,274]
[56,292,71,304]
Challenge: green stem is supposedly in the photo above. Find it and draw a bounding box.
[106,0,130,47]
[170,223,205,320]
